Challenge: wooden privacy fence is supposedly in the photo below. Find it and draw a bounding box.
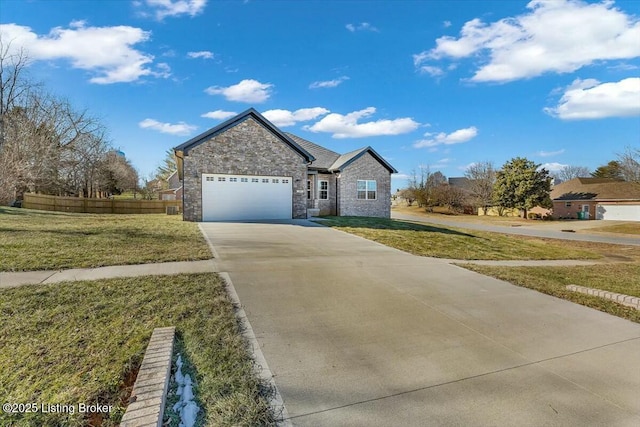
[23,193,182,214]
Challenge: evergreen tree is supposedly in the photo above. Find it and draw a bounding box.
[155,149,177,183]
[494,157,552,219]
[591,160,623,180]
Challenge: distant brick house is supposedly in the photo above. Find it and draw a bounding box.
[158,171,183,201]
[173,108,396,221]
[551,178,640,221]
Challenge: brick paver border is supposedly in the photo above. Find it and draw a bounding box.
[120,327,175,427]
[566,285,640,310]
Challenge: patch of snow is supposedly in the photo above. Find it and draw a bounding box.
[172,353,200,427]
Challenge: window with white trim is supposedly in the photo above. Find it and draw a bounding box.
[262,178,269,183]
[272,178,279,183]
[282,179,289,184]
[565,202,572,207]
[307,180,312,199]
[229,177,238,182]
[218,177,226,182]
[319,180,328,200]
[357,180,377,200]
[252,178,259,183]
[241,177,248,182]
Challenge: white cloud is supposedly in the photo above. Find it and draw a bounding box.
[392,173,411,180]
[540,162,568,172]
[433,158,452,167]
[443,20,452,28]
[201,110,237,120]
[458,162,477,171]
[262,108,330,127]
[417,65,444,77]
[536,149,565,157]
[306,107,419,138]
[309,76,349,89]
[414,0,640,82]
[139,118,197,136]
[187,50,214,59]
[346,22,379,32]
[0,22,163,84]
[414,126,478,148]
[545,77,640,120]
[205,79,273,103]
[137,0,207,20]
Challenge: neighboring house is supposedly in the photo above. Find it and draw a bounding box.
[551,178,640,221]
[448,177,471,191]
[173,108,397,221]
[158,170,183,201]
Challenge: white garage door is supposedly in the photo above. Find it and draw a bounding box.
[596,204,640,221]
[202,174,292,221]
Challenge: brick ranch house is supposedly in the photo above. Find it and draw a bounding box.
[173,108,397,221]
[551,177,640,221]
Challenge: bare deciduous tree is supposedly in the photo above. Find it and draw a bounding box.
[464,161,496,214]
[617,147,640,184]
[0,33,122,204]
[434,184,467,213]
[406,165,447,210]
[557,165,591,182]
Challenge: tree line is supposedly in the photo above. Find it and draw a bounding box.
[401,150,639,219]
[0,39,138,205]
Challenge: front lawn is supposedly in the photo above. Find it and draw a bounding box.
[461,263,640,323]
[319,216,601,260]
[0,273,277,427]
[0,207,211,271]
[588,223,640,235]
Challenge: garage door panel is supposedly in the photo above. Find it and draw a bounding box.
[596,204,640,221]
[202,174,292,221]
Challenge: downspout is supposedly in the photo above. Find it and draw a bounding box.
[335,171,340,216]
[174,150,185,220]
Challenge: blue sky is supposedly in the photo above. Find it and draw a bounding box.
[2,0,639,190]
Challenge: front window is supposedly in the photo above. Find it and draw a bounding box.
[319,180,328,200]
[307,180,312,199]
[357,180,377,200]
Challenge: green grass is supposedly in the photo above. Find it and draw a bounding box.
[0,207,211,272]
[319,216,601,260]
[461,263,640,323]
[0,273,277,427]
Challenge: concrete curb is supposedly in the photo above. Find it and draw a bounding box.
[198,223,221,259]
[566,285,640,310]
[120,327,175,427]
[219,272,292,427]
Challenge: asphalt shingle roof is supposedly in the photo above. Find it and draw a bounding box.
[551,178,640,201]
[284,133,340,170]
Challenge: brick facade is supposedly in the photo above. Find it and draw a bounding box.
[182,117,308,221]
[338,152,391,218]
[552,201,595,219]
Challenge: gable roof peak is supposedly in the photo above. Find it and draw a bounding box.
[173,108,314,162]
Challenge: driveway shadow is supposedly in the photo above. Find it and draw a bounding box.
[319,216,479,238]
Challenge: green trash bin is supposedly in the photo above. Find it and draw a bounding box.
[577,211,584,220]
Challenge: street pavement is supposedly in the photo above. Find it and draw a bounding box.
[392,212,640,246]
[199,221,640,426]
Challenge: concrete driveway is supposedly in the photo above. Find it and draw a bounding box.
[200,221,640,426]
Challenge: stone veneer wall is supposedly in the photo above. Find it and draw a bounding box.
[182,117,309,221]
[338,152,391,218]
